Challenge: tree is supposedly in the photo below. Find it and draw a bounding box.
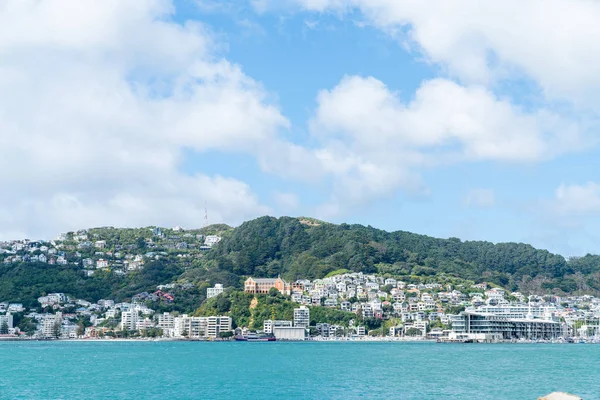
[405,327,422,337]
[0,321,8,335]
[19,319,37,337]
[52,320,62,338]
[77,316,92,336]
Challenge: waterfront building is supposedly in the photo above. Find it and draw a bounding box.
[475,304,558,320]
[273,326,306,341]
[207,284,224,299]
[187,317,207,338]
[157,312,175,332]
[316,323,331,337]
[41,313,62,338]
[0,313,13,330]
[172,315,232,338]
[294,306,310,328]
[206,316,232,338]
[451,312,562,340]
[244,277,291,295]
[121,310,140,331]
[263,320,292,334]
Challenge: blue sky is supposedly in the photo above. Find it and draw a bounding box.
[1,0,600,256]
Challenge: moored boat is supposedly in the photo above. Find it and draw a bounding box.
[235,333,276,342]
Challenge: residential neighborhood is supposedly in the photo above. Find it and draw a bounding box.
[2,271,600,342]
[0,227,223,276]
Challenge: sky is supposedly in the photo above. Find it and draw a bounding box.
[1,0,600,256]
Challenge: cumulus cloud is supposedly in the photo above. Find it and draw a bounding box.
[303,75,582,213]
[311,76,582,162]
[0,0,282,239]
[553,182,600,216]
[286,0,600,107]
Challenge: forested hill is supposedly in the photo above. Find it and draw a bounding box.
[207,216,600,293]
[2,216,600,308]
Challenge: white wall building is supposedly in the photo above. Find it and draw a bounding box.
[41,313,62,338]
[294,306,310,328]
[207,284,224,299]
[121,310,140,331]
[158,313,175,332]
[0,314,13,330]
[273,326,306,341]
[263,320,292,334]
[204,236,221,247]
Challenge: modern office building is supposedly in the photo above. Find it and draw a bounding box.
[451,312,562,340]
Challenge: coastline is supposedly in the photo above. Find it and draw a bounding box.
[0,337,594,344]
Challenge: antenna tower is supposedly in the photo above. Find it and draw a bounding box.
[204,201,208,229]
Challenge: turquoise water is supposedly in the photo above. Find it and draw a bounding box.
[0,342,599,399]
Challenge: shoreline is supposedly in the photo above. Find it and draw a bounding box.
[0,337,596,344]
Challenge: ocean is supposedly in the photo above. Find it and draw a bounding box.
[0,341,598,399]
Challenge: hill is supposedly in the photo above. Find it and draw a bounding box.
[207,216,600,294]
[1,216,600,311]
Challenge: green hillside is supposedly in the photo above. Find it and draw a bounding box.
[1,216,600,310]
[207,216,596,292]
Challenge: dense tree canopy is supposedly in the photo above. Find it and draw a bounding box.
[207,216,596,292]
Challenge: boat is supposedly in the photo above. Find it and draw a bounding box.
[234,333,276,342]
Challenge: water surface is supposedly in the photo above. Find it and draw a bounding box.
[0,342,598,399]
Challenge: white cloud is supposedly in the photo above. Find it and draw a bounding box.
[464,189,495,209]
[287,0,600,107]
[553,182,600,216]
[302,75,582,214]
[311,76,583,162]
[0,0,283,239]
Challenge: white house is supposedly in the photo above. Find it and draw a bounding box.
[207,284,224,299]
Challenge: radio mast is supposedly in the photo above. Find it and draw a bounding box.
[204,201,208,229]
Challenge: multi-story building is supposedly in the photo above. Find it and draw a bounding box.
[294,306,310,328]
[157,312,175,332]
[475,304,558,320]
[263,320,292,334]
[41,313,63,338]
[171,315,232,338]
[206,316,232,338]
[451,312,562,340]
[121,310,140,331]
[244,277,290,295]
[7,303,24,313]
[0,313,13,330]
[207,284,224,299]
[316,323,331,337]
